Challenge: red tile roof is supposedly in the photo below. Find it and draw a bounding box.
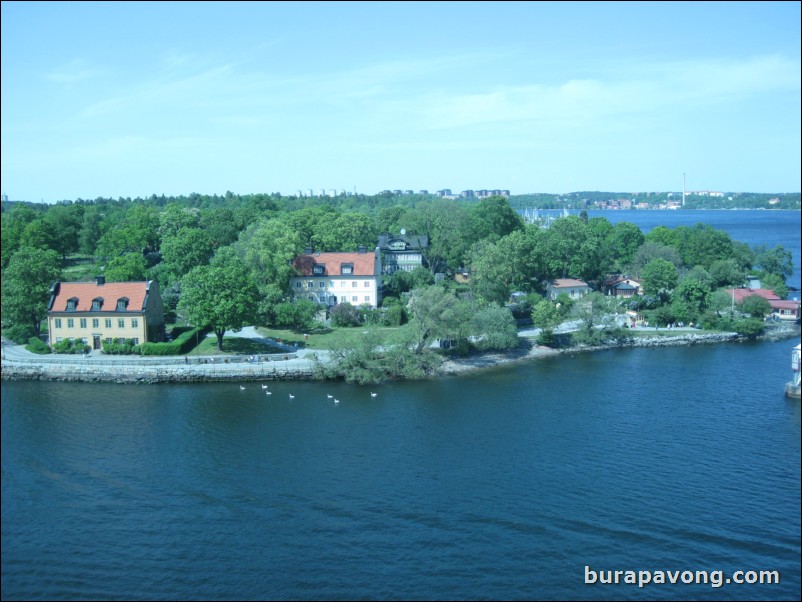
[724,288,781,303]
[292,252,376,277]
[49,281,152,312]
[551,278,588,288]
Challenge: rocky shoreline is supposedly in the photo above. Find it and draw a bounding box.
[2,328,799,384]
[438,328,799,375]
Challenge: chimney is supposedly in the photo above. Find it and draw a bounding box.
[358,245,367,254]
[304,247,313,255]
[95,275,105,286]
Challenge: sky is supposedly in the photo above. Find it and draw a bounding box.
[1,1,800,202]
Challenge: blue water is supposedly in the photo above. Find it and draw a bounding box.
[2,340,800,600]
[2,210,801,601]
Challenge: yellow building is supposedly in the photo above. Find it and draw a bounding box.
[47,277,165,350]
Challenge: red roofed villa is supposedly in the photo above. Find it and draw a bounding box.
[47,276,165,350]
[724,287,801,321]
[291,248,382,308]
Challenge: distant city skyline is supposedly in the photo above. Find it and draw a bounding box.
[2,1,800,203]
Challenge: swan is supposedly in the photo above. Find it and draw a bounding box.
[334,398,340,404]
[261,384,268,389]
[289,394,295,399]
[326,394,333,399]
[371,392,378,398]
[265,390,272,395]
[239,385,246,390]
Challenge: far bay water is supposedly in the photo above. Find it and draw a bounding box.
[2,210,800,601]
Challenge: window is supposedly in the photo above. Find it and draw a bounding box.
[341,264,353,275]
[364,281,370,287]
[352,295,358,302]
[116,298,128,311]
[307,281,313,288]
[365,296,370,303]
[80,318,87,328]
[81,338,88,345]
[91,298,103,310]
[313,264,325,275]
[66,298,78,311]
[92,319,99,328]
[56,337,63,343]
[319,282,325,288]
[105,319,112,328]
[132,319,139,328]
[118,319,125,328]
[67,318,74,328]
[352,281,357,287]
[296,281,301,288]
[55,319,62,329]
[132,338,140,345]
[105,338,112,344]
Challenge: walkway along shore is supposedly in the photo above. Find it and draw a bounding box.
[3,327,798,384]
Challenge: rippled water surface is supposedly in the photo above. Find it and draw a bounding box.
[3,339,800,600]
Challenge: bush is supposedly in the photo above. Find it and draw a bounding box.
[53,339,91,354]
[26,337,52,354]
[330,303,361,327]
[3,324,36,344]
[101,339,141,355]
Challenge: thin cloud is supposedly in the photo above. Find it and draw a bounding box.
[44,59,102,83]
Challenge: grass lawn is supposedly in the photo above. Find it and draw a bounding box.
[253,325,411,350]
[192,334,286,356]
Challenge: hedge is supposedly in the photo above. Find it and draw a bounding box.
[140,327,208,356]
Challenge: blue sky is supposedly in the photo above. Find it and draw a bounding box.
[2,1,800,202]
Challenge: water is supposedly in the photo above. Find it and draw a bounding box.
[2,211,801,601]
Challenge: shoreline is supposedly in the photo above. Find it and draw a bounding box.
[3,327,799,384]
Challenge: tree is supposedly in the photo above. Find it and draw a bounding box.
[630,242,682,275]
[273,300,320,332]
[739,294,772,319]
[470,304,519,351]
[400,199,471,274]
[159,227,214,279]
[330,302,361,327]
[2,247,62,339]
[673,277,711,318]
[406,285,461,354]
[754,245,793,280]
[608,221,645,270]
[467,195,524,243]
[641,258,678,303]
[103,252,149,282]
[179,262,259,351]
[760,273,789,300]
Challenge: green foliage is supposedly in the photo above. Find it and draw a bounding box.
[3,324,35,344]
[470,304,519,351]
[732,318,765,339]
[273,300,320,332]
[739,294,772,319]
[406,285,462,354]
[330,302,361,327]
[140,327,206,356]
[754,245,793,279]
[531,298,562,330]
[759,273,789,299]
[2,247,62,338]
[101,339,141,355]
[641,258,678,302]
[25,336,52,354]
[53,338,92,354]
[180,259,260,350]
[314,327,441,384]
[103,252,149,282]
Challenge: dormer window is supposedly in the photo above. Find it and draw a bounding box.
[116,298,129,311]
[313,264,325,275]
[341,263,353,275]
[66,297,79,311]
[92,298,104,311]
